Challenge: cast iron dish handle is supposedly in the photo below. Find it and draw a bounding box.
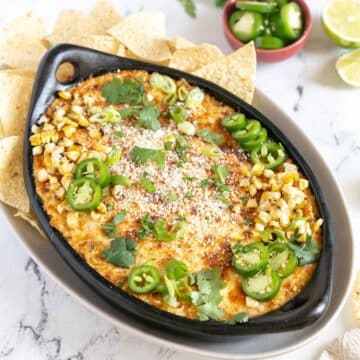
[24,44,333,339]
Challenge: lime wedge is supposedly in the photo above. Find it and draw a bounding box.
[336,49,360,87]
[322,0,360,48]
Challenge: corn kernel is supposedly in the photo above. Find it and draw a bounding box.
[263,169,274,178]
[78,117,89,127]
[44,154,52,168]
[63,125,76,137]
[240,179,250,187]
[240,166,250,177]
[89,128,101,139]
[90,211,101,221]
[65,151,81,162]
[44,143,55,153]
[255,223,265,232]
[30,134,42,146]
[299,179,309,191]
[251,163,264,176]
[59,162,75,175]
[38,114,49,124]
[55,187,65,200]
[31,125,40,134]
[32,146,43,156]
[58,91,72,100]
[69,145,82,152]
[252,176,262,190]
[284,163,298,173]
[313,218,324,232]
[97,202,107,213]
[269,220,280,228]
[249,184,257,196]
[246,199,258,208]
[95,144,107,153]
[280,212,290,227]
[48,176,58,185]
[66,212,79,228]
[258,211,271,224]
[61,175,72,189]
[37,169,48,182]
[43,123,55,131]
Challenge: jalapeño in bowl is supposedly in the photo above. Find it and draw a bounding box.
[228,0,304,50]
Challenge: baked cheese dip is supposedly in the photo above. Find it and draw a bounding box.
[30,70,323,323]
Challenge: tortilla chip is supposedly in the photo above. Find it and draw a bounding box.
[108,11,166,39]
[352,271,360,326]
[108,12,171,63]
[0,136,29,213]
[15,211,45,237]
[47,10,100,45]
[0,72,34,137]
[90,0,123,34]
[192,42,256,104]
[76,35,119,54]
[117,43,126,57]
[0,12,46,42]
[169,44,224,73]
[168,35,195,52]
[1,68,36,78]
[0,37,46,69]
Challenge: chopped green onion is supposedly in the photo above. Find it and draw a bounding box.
[106,148,122,165]
[164,92,178,106]
[90,107,121,123]
[164,141,174,151]
[185,87,204,109]
[166,192,178,201]
[170,105,187,124]
[177,121,196,136]
[178,85,189,101]
[111,174,133,187]
[201,145,222,158]
[140,174,156,193]
[150,73,176,94]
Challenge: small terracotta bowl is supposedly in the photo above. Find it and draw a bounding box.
[223,0,312,63]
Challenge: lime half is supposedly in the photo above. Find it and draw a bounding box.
[322,0,360,48]
[336,49,360,87]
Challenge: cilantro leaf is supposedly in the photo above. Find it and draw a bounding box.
[197,128,225,145]
[130,146,165,168]
[288,234,320,265]
[118,107,140,119]
[178,0,196,18]
[190,268,225,321]
[136,213,154,240]
[102,79,144,105]
[225,312,249,325]
[102,236,137,268]
[101,210,127,238]
[138,103,161,130]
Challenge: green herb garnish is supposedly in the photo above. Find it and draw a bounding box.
[136,213,154,240]
[190,268,226,321]
[101,210,127,238]
[214,193,231,205]
[166,192,178,201]
[138,103,161,130]
[139,172,156,193]
[178,0,196,18]
[102,79,144,105]
[118,106,141,119]
[225,312,249,325]
[130,146,165,168]
[102,236,137,268]
[114,130,124,138]
[288,234,320,265]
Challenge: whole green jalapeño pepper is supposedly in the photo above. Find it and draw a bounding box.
[251,141,285,169]
[66,177,102,211]
[128,265,161,293]
[75,158,111,188]
[268,242,297,278]
[232,242,269,277]
[242,269,281,301]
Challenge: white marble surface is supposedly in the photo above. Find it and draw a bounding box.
[0,0,359,359]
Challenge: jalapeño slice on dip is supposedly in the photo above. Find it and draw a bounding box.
[30,70,323,323]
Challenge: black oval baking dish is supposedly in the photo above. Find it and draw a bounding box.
[23,44,333,340]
